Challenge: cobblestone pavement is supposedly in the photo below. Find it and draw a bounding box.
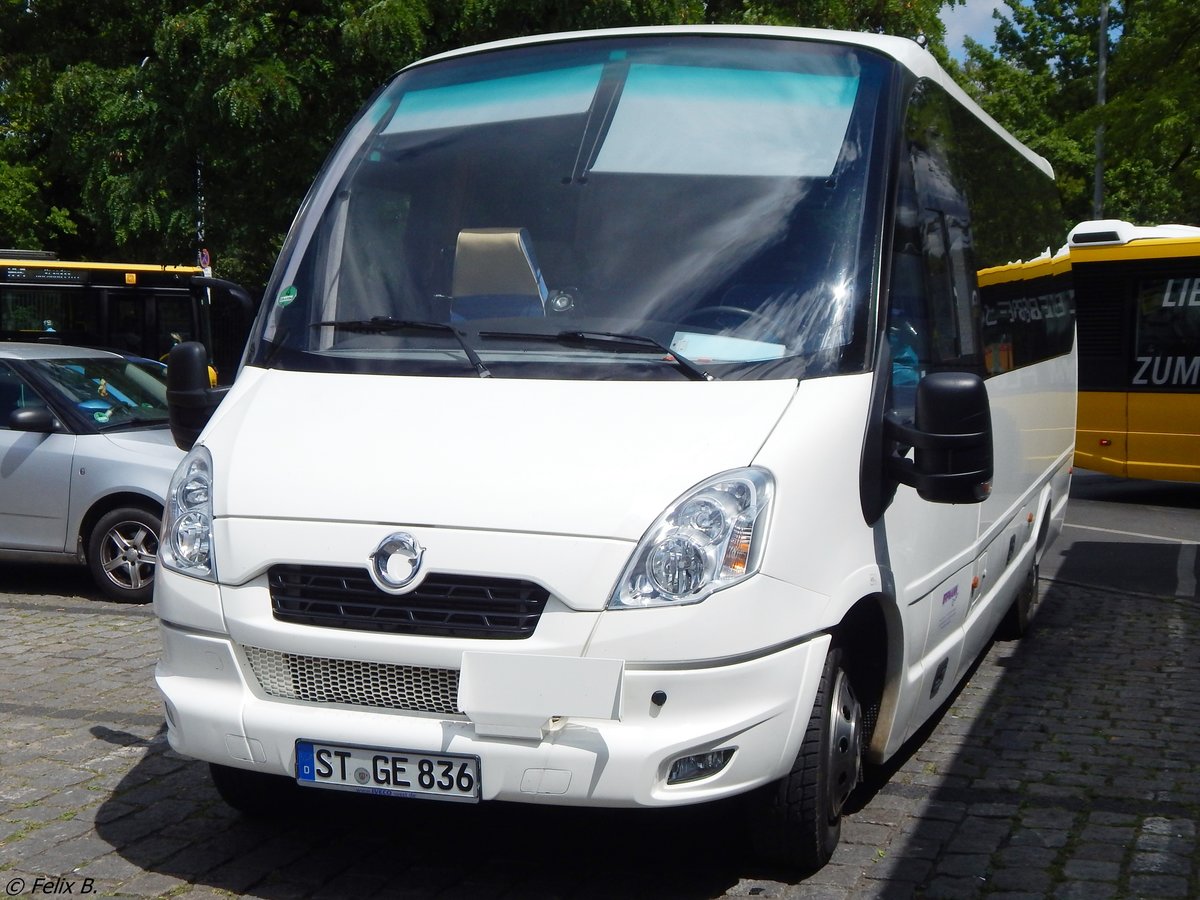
[0,559,1197,899]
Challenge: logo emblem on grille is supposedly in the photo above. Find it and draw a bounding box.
[368,532,425,595]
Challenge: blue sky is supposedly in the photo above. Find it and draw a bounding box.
[940,0,1007,58]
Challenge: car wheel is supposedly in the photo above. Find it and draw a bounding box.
[998,561,1039,640]
[86,506,161,603]
[209,763,302,817]
[749,645,862,871]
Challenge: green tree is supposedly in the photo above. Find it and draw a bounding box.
[1,0,428,284]
[704,0,951,49]
[1,0,960,291]
[1103,0,1199,223]
[0,160,77,248]
[955,0,1198,227]
[953,0,1115,228]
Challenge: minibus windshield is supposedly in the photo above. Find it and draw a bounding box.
[253,36,891,381]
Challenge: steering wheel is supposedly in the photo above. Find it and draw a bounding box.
[680,304,777,331]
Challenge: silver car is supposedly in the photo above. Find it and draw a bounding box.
[0,343,184,602]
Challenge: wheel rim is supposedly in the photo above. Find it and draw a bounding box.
[100,518,159,593]
[825,668,862,818]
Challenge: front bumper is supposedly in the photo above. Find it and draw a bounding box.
[153,514,832,808]
[155,611,829,808]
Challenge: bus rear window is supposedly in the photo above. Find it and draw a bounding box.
[1134,273,1200,386]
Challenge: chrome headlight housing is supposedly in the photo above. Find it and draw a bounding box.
[610,468,773,609]
[160,445,216,581]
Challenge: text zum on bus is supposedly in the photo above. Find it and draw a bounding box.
[1070,219,1200,482]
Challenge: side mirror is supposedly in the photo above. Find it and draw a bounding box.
[167,341,227,450]
[885,371,993,504]
[8,406,59,433]
[190,275,255,315]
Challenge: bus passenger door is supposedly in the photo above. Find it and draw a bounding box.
[879,186,982,744]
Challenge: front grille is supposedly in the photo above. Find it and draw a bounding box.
[242,645,460,714]
[268,564,549,639]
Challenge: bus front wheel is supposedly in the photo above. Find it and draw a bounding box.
[749,645,863,871]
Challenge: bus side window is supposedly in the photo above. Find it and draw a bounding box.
[155,294,197,359]
[921,210,981,368]
[901,82,983,379]
[111,295,146,354]
[886,148,930,413]
[888,248,928,408]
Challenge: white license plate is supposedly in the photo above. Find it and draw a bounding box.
[295,740,480,803]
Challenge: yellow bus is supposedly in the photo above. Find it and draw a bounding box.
[977,248,1074,379]
[0,251,252,382]
[1069,220,1200,482]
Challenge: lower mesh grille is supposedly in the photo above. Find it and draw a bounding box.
[241,645,460,715]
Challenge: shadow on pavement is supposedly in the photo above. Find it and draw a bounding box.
[0,562,104,601]
[89,695,949,895]
[1070,471,1200,510]
[1053,539,1199,599]
[877,574,1200,896]
[1059,471,1199,599]
[93,730,762,898]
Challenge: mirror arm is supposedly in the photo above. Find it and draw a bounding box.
[191,275,255,314]
[884,412,988,451]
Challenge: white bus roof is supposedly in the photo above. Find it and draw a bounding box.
[403,25,1054,180]
[1069,219,1200,248]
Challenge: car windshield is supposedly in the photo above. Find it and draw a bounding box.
[31,357,170,428]
[251,35,892,381]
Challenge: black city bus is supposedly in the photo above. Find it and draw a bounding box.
[0,251,251,382]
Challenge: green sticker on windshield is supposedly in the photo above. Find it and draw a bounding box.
[278,285,298,307]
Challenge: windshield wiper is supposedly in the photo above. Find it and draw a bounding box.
[480,329,714,382]
[96,413,169,430]
[312,317,491,378]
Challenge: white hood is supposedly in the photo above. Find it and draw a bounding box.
[205,369,798,540]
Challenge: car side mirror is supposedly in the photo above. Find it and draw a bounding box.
[190,275,255,315]
[167,341,227,450]
[885,371,993,504]
[8,406,59,433]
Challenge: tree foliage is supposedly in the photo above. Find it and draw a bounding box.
[955,0,1199,228]
[1104,0,1199,223]
[1,0,983,292]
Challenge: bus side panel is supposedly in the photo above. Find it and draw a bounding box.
[967,352,1075,670]
[1075,390,1128,477]
[1127,392,1200,482]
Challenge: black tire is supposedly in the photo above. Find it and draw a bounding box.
[209,763,302,817]
[998,561,1039,641]
[86,506,161,603]
[749,645,863,871]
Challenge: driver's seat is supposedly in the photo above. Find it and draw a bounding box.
[450,227,548,321]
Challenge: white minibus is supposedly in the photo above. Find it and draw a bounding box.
[154,26,1076,870]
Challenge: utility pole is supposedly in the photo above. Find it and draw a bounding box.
[1093,0,1109,219]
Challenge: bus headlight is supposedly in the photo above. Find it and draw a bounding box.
[160,445,217,581]
[609,468,773,608]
